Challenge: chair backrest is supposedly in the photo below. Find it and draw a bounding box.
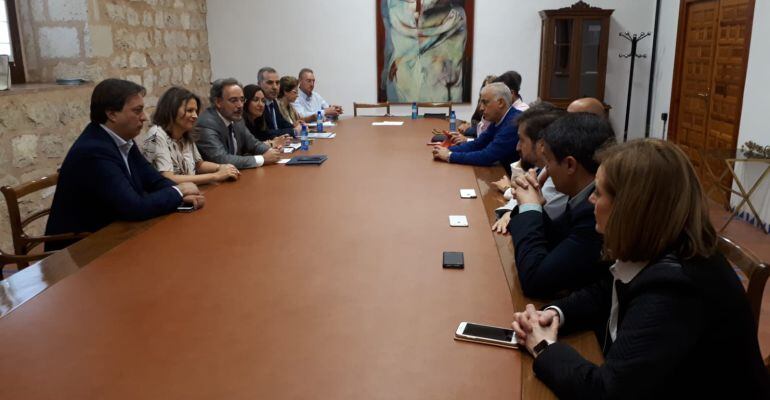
[717,235,769,330]
[1,173,59,256]
[353,102,390,117]
[417,102,453,118]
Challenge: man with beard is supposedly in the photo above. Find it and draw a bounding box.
[196,78,281,169]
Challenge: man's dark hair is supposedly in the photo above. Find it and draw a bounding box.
[298,68,314,79]
[90,78,146,124]
[258,66,277,83]
[209,78,241,104]
[493,71,522,95]
[152,86,201,132]
[516,102,566,142]
[542,112,616,174]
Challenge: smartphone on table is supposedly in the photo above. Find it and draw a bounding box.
[454,322,518,349]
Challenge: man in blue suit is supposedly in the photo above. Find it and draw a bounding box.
[432,82,521,170]
[45,79,205,251]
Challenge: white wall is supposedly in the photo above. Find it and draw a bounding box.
[738,0,770,146]
[207,0,658,140]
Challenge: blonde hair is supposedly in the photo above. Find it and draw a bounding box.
[599,139,716,261]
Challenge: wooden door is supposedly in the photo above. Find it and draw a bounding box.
[670,0,755,205]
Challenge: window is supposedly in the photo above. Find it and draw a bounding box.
[1,0,25,83]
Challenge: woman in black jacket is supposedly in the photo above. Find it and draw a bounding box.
[512,139,770,399]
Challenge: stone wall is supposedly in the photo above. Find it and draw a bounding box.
[0,0,212,260]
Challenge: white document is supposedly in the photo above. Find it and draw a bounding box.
[307,132,336,139]
[287,143,301,149]
[460,189,477,198]
[449,215,469,227]
[277,158,291,164]
[372,121,404,126]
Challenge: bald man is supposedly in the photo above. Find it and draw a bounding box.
[567,97,605,117]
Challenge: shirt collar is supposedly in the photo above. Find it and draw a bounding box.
[568,181,596,209]
[609,260,648,283]
[300,90,313,101]
[493,106,514,127]
[216,110,233,128]
[101,124,134,152]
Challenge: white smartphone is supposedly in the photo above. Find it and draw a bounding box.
[460,189,477,198]
[454,322,518,349]
[449,215,469,227]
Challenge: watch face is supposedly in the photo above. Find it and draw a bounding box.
[533,339,550,355]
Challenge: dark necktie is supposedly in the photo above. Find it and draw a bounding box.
[228,124,237,155]
[269,102,278,129]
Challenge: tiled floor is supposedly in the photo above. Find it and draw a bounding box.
[708,202,770,358]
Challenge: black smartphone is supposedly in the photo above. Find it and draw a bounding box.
[442,251,464,269]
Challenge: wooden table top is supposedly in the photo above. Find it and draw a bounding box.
[0,117,538,399]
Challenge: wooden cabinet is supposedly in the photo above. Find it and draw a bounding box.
[538,1,613,109]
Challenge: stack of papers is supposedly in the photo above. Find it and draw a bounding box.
[372,121,404,126]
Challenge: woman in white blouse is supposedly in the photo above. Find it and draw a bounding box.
[143,87,240,184]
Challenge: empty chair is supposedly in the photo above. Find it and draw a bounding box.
[353,102,390,117]
[1,173,88,269]
[417,102,453,118]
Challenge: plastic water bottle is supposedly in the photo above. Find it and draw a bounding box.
[300,124,309,151]
[411,102,417,119]
[316,111,324,133]
[449,110,457,132]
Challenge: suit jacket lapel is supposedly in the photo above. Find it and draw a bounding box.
[94,123,140,191]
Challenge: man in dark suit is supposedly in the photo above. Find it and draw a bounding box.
[507,113,615,298]
[45,79,204,251]
[258,67,296,138]
[196,78,282,169]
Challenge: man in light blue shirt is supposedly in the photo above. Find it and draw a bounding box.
[293,68,343,123]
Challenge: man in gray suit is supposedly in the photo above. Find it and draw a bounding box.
[196,78,281,169]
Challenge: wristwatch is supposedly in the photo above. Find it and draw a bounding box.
[532,339,554,357]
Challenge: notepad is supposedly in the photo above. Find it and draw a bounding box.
[372,121,404,126]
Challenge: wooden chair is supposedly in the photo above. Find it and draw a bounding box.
[353,102,390,117]
[716,235,769,330]
[0,250,49,279]
[715,236,770,373]
[0,173,88,269]
[417,102,453,118]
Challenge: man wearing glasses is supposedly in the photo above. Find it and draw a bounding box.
[196,78,281,169]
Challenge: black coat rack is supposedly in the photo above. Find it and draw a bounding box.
[619,32,651,142]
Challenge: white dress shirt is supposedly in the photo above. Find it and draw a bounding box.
[102,124,135,175]
[293,90,330,118]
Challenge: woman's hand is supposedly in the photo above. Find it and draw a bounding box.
[216,164,240,181]
[512,304,559,357]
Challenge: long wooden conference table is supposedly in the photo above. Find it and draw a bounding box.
[0,117,601,399]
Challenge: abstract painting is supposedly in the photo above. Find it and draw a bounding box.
[377,0,474,103]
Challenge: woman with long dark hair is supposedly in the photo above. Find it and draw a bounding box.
[143,86,239,184]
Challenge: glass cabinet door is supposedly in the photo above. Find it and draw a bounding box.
[579,19,602,98]
[549,18,573,99]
